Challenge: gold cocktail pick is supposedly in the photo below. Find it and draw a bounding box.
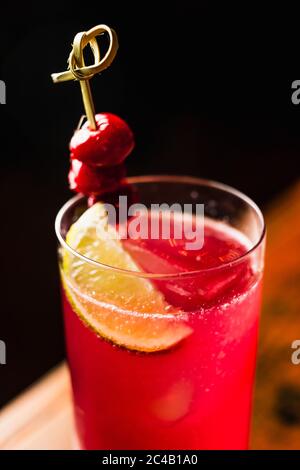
[51,25,119,130]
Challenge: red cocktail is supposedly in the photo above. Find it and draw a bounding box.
[56,176,265,450]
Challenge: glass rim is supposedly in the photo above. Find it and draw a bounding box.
[55,175,266,280]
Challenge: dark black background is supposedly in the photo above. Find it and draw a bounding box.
[0,1,299,407]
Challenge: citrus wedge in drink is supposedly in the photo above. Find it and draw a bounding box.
[61,202,192,352]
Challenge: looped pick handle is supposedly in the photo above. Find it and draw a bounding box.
[51,24,119,130]
[51,25,119,83]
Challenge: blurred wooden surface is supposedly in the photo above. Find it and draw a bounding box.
[1,182,300,449]
[0,364,73,450]
[251,181,300,449]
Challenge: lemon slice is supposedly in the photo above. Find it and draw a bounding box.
[62,202,192,352]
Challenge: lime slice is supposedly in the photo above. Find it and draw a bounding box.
[62,203,192,352]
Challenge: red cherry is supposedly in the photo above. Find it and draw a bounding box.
[70,113,135,167]
[68,160,126,196]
